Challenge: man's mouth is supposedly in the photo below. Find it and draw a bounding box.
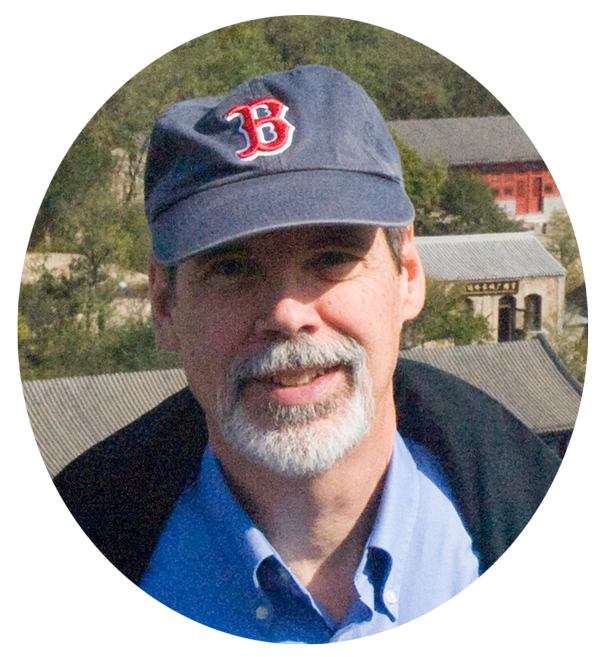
[238,365,347,406]
[267,366,337,388]
[236,365,344,407]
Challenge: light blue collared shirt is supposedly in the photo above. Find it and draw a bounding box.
[141,434,479,642]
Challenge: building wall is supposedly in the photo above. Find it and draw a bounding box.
[543,195,566,216]
[497,198,517,215]
[458,162,564,232]
[467,274,565,341]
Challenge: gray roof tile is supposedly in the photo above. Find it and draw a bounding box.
[23,369,188,477]
[415,232,566,281]
[389,115,541,166]
[400,337,581,436]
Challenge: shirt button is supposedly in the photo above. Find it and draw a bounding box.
[385,590,398,605]
[255,604,270,621]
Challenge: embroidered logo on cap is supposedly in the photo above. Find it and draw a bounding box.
[227,98,295,161]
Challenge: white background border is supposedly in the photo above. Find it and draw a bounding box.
[4,2,598,655]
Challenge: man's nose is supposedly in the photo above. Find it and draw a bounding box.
[253,275,323,339]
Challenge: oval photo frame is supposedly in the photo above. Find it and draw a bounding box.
[11,7,592,652]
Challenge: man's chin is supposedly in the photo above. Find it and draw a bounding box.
[244,399,341,430]
[219,397,373,478]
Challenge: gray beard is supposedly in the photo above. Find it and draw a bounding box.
[216,335,374,478]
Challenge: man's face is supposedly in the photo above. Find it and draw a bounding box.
[151,225,425,475]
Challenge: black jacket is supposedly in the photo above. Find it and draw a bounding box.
[53,360,561,584]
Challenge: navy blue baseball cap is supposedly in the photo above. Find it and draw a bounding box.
[145,65,415,265]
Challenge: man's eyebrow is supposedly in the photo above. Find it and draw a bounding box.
[305,227,376,250]
[193,243,249,263]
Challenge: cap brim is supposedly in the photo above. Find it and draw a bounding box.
[150,169,415,265]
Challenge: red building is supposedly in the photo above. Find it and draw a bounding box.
[389,115,565,234]
[475,163,560,221]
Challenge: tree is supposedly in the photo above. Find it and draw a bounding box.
[545,209,584,292]
[60,186,151,274]
[401,280,491,348]
[395,138,447,216]
[544,324,587,385]
[18,260,179,380]
[261,16,505,121]
[440,171,524,234]
[31,126,115,250]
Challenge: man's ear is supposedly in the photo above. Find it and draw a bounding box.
[149,260,181,352]
[399,225,426,321]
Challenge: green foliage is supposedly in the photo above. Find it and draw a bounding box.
[394,138,447,217]
[545,209,583,292]
[18,260,177,380]
[31,127,115,249]
[61,187,151,274]
[17,311,30,344]
[259,17,506,120]
[20,261,111,334]
[545,209,579,268]
[19,316,179,381]
[559,336,587,386]
[439,171,525,234]
[401,280,491,348]
[545,325,587,385]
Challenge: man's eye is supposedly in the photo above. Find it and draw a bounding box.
[313,252,361,277]
[204,258,255,281]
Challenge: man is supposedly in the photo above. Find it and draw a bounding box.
[54,65,560,642]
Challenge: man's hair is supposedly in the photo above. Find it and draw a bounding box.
[163,225,409,291]
[383,226,410,273]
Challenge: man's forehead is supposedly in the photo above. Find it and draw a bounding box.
[192,225,380,259]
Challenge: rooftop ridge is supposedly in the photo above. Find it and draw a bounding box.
[389,114,514,126]
[389,114,541,166]
[415,231,536,244]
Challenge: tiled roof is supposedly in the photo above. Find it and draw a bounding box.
[22,336,580,477]
[23,368,188,477]
[400,336,581,437]
[415,232,566,281]
[388,115,541,166]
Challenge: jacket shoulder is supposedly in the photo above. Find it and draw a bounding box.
[53,387,207,583]
[394,359,561,570]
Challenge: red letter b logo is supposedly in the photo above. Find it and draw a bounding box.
[227,98,295,161]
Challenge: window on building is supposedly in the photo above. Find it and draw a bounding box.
[491,188,500,197]
[498,295,517,342]
[524,294,542,331]
[504,187,513,196]
[544,184,554,194]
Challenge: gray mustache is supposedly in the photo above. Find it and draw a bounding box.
[226,336,367,398]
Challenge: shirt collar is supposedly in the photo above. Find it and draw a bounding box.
[199,445,277,589]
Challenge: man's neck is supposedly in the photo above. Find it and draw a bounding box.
[209,406,397,623]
